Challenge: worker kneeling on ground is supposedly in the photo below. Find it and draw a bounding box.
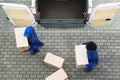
[83,41,99,72]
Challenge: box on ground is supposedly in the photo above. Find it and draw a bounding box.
[44,52,64,69]
[45,68,68,80]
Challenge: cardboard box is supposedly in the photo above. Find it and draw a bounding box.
[45,68,68,80]
[44,52,64,69]
[14,27,29,52]
[75,45,88,68]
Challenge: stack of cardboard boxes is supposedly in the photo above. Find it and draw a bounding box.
[44,52,68,80]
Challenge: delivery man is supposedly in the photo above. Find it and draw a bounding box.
[24,26,44,55]
[83,41,99,72]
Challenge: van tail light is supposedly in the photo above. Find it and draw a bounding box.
[86,13,91,20]
[33,13,38,20]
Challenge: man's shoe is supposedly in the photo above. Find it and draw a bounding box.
[39,43,44,48]
[41,43,44,46]
[84,69,91,73]
[31,52,36,55]
[23,50,28,52]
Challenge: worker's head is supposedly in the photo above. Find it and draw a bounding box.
[86,41,97,51]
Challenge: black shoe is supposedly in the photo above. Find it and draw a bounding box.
[23,50,28,52]
[84,69,91,73]
[31,52,36,55]
[40,43,44,48]
[42,43,44,46]
[41,43,44,46]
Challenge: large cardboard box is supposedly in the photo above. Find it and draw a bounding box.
[14,27,29,52]
[75,45,88,68]
[44,52,64,69]
[45,68,68,80]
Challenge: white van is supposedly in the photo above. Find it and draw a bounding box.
[0,0,120,27]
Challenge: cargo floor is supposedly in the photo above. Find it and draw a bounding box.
[38,0,86,19]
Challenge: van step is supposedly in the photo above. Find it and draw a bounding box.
[40,23,85,28]
[40,19,84,24]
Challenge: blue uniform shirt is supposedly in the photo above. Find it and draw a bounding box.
[85,50,99,71]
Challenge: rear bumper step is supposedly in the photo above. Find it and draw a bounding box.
[39,19,84,24]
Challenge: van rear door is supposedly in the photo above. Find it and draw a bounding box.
[0,3,37,27]
[88,3,120,27]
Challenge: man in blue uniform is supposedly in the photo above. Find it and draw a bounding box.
[24,26,44,55]
[83,41,99,72]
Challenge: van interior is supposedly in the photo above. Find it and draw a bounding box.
[37,0,87,23]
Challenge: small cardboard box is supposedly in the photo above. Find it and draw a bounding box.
[14,27,29,53]
[45,68,68,80]
[75,45,88,68]
[44,52,64,69]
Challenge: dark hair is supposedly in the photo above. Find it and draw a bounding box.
[86,41,97,51]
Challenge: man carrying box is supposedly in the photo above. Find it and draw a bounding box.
[24,26,44,55]
[83,41,99,72]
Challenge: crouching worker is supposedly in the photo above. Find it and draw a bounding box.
[24,26,44,55]
[83,41,99,72]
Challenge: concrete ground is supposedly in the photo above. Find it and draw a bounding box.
[0,0,120,80]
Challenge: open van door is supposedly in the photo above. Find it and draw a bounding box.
[88,3,120,27]
[0,3,37,27]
